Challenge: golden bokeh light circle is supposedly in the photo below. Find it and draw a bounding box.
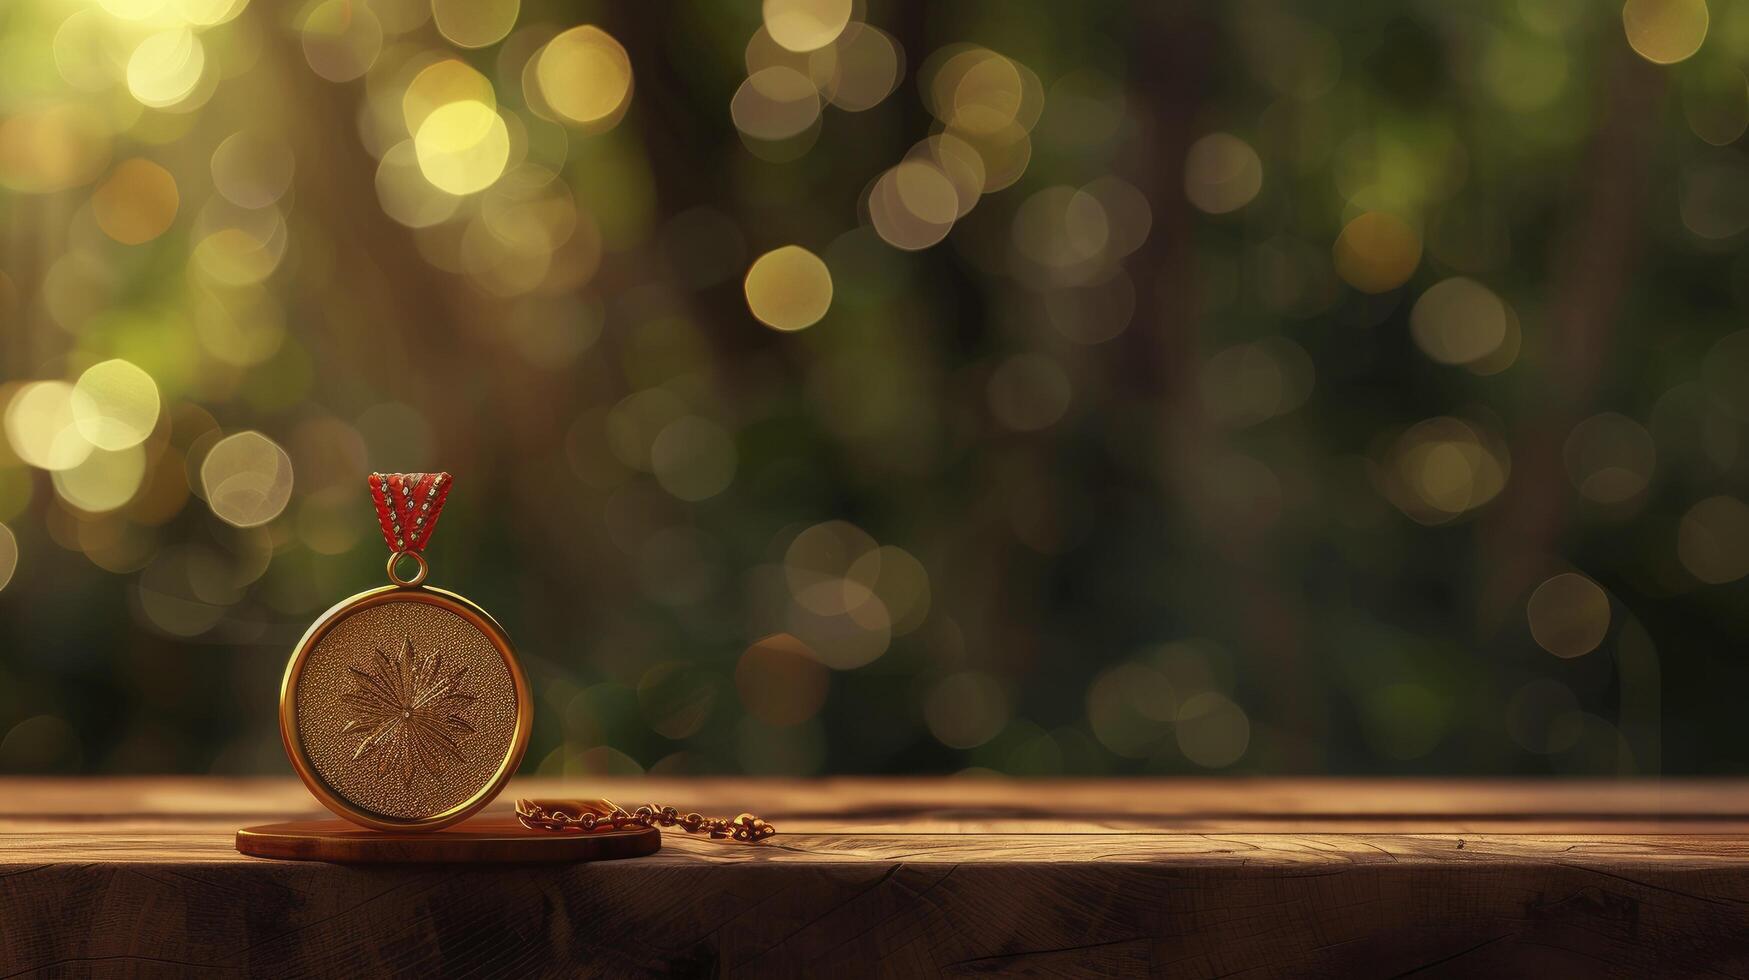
[1176,692,1250,768]
[1563,413,1656,505]
[1622,0,1709,65]
[947,51,1025,134]
[189,201,290,287]
[536,26,633,130]
[1082,176,1152,257]
[870,162,958,251]
[1334,211,1422,293]
[925,45,1042,136]
[126,28,206,109]
[201,430,294,527]
[1379,417,1510,525]
[1526,572,1611,659]
[1184,133,1263,215]
[5,382,94,472]
[72,359,160,451]
[786,520,879,616]
[301,0,383,83]
[211,131,295,209]
[91,159,179,245]
[413,100,511,196]
[847,544,931,635]
[1410,277,1509,366]
[762,0,852,53]
[745,245,833,331]
[1011,185,1110,276]
[827,24,902,112]
[732,66,821,142]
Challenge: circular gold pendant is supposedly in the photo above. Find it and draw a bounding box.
[279,584,531,832]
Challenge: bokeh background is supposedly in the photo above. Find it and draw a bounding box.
[1,0,1746,778]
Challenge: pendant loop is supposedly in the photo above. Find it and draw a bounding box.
[386,550,429,588]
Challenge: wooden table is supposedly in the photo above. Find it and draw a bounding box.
[4,778,1749,977]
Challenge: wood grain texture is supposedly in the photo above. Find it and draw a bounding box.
[234,818,660,864]
[5,778,1749,977]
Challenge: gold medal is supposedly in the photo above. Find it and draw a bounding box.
[279,473,530,832]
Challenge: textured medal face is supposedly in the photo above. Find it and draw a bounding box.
[281,587,530,830]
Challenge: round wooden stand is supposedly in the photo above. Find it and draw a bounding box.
[236,816,661,863]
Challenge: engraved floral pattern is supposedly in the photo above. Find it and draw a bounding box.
[340,636,477,784]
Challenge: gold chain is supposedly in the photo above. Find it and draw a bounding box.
[514,798,776,843]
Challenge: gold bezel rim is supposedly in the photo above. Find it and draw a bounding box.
[279,584,533,833]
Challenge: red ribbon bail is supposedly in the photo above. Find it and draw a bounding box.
[369,472,452,554]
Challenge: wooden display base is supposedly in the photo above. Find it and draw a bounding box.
[235,815,661,863]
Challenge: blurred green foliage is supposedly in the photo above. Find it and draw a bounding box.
[0,0,1746,777]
